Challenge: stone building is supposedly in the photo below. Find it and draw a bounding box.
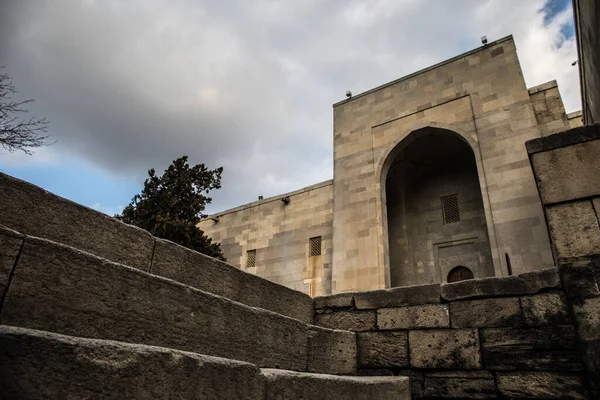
[198,35,583,296]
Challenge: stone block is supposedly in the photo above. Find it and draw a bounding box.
[423,371,498,399]
[521,292,570,326]
[530,139,600,204]
[440,268,560,301]
[1,236,308,371]
[559,262,600,301]
[151,238,314,324]
[0,172,155,271]
[357,331,409,368]
[0,325,265,400]
[354,284,440,309]
[314,292,354,309]
[262,369,410,400]
[449,297,521,328]
[496,372,585,399]
[315,310,376,332]
[572,296,600,341]
[0,225,23,300]
[307,327,356,375]
[581,339,600,399]
[377,304,449,330]
[409,329,481,369]
[480,326,582,371]
[546,201,600,260]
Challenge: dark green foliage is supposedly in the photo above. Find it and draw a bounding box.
[117,156,225,261]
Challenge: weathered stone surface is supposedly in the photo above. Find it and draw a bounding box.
[0,325,266,400]
[546,201,600,260]
[378,304,449,330]
[357,331,409,368]
[0,172,155,271]
[262,369,410,400]
[1,236,308,371]
[423,371,497,399]
[521,292,570,326]
[354,284,440,309]
[480,326,582,371]
[440,268,560,301]
[357,369,394,376]
[409,329,481,369]
[151,238,314,324]
[496,371,585,399]
[581,339,600,399]
[314,292,354,309]
[0,225,23,300]
[530,139,600,204]
[307,327,356,375]
[560,261,600,301]
[449,297,521,328]
[572,296,600,341]
[315,310,376,332]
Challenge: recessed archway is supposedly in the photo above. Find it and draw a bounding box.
[383,127,494,287]
[447,266,475,283]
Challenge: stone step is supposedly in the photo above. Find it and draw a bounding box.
[0,227,354,374]
[0,172,314,323]
[262,369,410,400]
[0,325,411,400]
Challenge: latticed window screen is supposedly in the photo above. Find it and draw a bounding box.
[246,249,256,268]
[309,236,322,257]
[442,194,460,224]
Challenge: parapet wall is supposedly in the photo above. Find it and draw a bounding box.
[314,268,588,399]
[0,172,314,323]
[527,123,600,398]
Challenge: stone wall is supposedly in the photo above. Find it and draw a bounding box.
[527,124,600,398]
[0,172,315,323]
[573,0,600,125]
[314,268,589,399]
[528,80,580,136]
[198,180,333,296]
[331,35,554,293]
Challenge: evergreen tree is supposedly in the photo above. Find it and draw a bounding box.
[117,156,225,260]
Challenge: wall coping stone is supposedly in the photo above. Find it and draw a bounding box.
[440,268,561,302]
[525,123,600,154]
[314,292,355,310]
[354,284,441,310]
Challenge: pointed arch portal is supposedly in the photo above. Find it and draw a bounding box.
[383,127,494,287]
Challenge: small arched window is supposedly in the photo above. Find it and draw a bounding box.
[447,266,474,283]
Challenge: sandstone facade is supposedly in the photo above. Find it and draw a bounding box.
[199,36,582,296]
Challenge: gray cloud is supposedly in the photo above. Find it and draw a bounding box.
[0,0,580,211]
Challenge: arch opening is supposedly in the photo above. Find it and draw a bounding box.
[447,266,475,283]
[384,128,494,287]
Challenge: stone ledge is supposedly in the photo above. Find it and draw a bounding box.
[0,172,155,272]
[0,325,266,400]
[151,238,314,324]
[525,123,600,154]
[1,235,310,371]
[314,292,355,310]
[440,268,561,302]
[354,283,440,309]
[262,369,410,400]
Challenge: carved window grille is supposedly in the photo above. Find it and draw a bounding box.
[442,194,460,225]
[309,236,322,257]
[246,249,256,268]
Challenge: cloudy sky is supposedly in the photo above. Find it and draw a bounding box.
[0,0,580,215]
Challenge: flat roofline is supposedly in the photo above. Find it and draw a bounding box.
[333,35,514,107]
[202,179,333,219]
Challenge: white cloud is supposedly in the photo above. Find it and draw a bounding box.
[1,0,581,212]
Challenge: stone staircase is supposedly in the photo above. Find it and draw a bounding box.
[0,172,410,399]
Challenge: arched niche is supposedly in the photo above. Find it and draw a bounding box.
[382,127,494,287]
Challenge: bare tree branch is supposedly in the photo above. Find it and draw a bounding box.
[0,67,54,155]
